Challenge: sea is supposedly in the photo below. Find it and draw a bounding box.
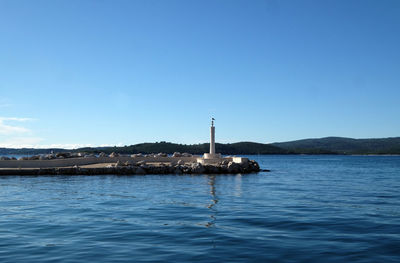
[0,155,399,262]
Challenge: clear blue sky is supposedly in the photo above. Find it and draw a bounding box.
[0,0,399,148]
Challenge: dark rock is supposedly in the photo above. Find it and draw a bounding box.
[191,163,205,174]
[46,154,56,159]
[249,160,260,172]
[172,152,182,157]
[227,162,241,173]
[56,152,71,158]
[204,165,220,174]
[136,167,146,174]
[28,155,40,160]
[109,152,119,158]
[221,159,229,165]
[174,166,183,174]
[124,161,133,166]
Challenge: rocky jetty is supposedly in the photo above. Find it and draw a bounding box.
[0,151,263,176]
[0,159,260,176]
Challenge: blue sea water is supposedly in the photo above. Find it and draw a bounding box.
[0,155,399,262]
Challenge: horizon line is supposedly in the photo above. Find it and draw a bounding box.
[1,135,399,150]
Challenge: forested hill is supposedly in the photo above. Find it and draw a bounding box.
[77,142,287,155]
[1,137,400,155]
[0,142,286,155]
[272,137,400,154]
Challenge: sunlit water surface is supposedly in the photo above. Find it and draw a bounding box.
[0,155,399,262]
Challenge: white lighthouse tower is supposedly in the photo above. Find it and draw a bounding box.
[204,118,221,160]
[210,118,216,155]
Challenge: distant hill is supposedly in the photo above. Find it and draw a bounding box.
[0,142,286,155]
[272,137,400,154]
[76,141,287,155]
[1,137,400,155]
[0,148,65,155]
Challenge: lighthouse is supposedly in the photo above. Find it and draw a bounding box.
[204,118,221,160]
[210,118,215,155]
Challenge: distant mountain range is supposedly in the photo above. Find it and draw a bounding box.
[272,137,400,154]
[1,137,400,155]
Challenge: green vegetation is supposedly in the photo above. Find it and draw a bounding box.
[1,137,400,155]
[75,141,287,155]
[272,137,400,155]
[0,148,65,155]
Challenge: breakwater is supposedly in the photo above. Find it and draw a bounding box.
[0,152,260,175]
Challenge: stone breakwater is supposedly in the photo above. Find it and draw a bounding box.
[0,152,261,175]
[0,160,260,176]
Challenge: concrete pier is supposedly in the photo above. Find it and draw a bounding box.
[0,154,260,175]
